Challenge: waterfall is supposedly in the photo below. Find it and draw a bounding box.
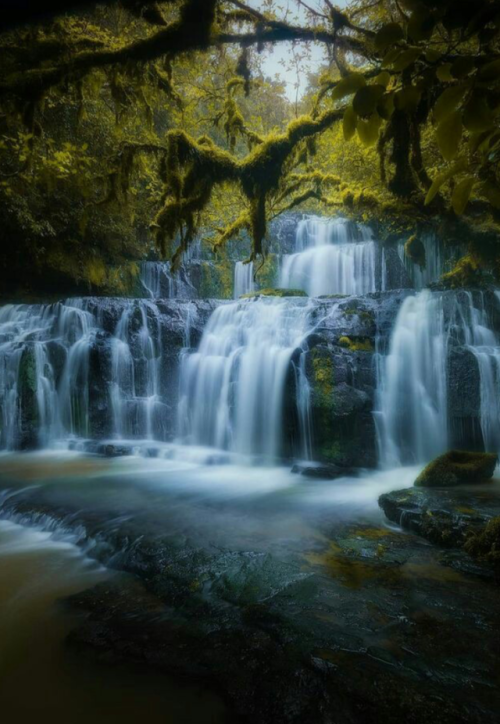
[279,216,377,297]
[141,261,197,299]
[375,291,448,467]
[0,299,181,450]
[375,289,500,465]
[177,297,312,461]
[233,261,255,299]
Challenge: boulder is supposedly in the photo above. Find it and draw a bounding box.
[415,450,498,488]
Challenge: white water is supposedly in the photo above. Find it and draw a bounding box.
[375,291,448,467]
[279,216,377,297]
[177,297,312,461]
[0,300,175,449]
[233,261,255,298]
[376,289,500,465]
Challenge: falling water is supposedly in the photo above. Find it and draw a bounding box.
[0,299,179,449]
[279,216,377,297]
[233,261,255,299]
[177,297,312,461]
[376,289,500,465]
[375,291,448,467]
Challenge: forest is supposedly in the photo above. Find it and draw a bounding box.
[0,2,500,724]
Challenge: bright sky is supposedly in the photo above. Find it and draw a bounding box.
[248,0,349,101]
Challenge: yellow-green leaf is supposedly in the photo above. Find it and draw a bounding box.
[343,105,357,141]
[433,85,468,123]
[392,48,421,71]
[479,60,500,83]
[394,86,422,114]
[452,176,475,214]
[353,85,385,116]
[436,111,463,161]
[375,71,391,88]
[436,64,454,82]
[357,113,382,147]
[374,23,404,52]
[425,174,447,205]
[463,97,494,133]
[332,73,366,102]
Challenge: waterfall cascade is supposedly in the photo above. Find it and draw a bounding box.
[177,297,312,461]
[233,262,255,299]
[376,289,500,465]
[0,299,185,449]
[279,216,377,297]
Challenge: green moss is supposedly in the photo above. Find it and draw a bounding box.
[440,255,484,289]
[241,287,307,298]
[338,336,374,352]
[404,234,426,267]
[464,517,500,567]
[198,260,234,299]
[415,450,498,488]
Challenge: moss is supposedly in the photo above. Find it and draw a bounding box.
[415,450,498,488]
[464,517,500,567]
[197,260,234,299]
[440,255,485,289]
[404,234,426,267]
[241,287,307,298]
[342,307,374,322]
[338,336,374,352]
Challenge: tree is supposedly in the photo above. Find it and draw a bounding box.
[1,0,500,281]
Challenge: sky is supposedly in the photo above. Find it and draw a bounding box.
[248,0,349,101]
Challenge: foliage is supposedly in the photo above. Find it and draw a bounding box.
[1,0,500,289]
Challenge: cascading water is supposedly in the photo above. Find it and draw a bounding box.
[279,216,377,296]
[375,291,448,467]
[233,261,255,299]
[0,299,182,450]
[375,289,500,465]
[177,297,312,461]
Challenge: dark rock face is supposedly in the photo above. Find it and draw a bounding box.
[302,292,408,468]
[17,346,39,450]
[415,450,498,487]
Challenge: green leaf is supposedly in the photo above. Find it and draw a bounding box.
[377,92,395,120]
[408,9,436,41]
[382,48,402,67]
[357,113,382,147]
[452,176,475,214]
[391,48,421,71]
[353,85,385,116]
[479,59,500,83]
[436,111,463,161]
[374,23,404,52]
[463,97,494,133]
[343,105,357,141]
[424,160,468,205]
[394,86,422,114]
[433,85,468,123]
[451,57,476,79]
[374,71,391,88]
[331,73,366,102]
[436,64,454,82]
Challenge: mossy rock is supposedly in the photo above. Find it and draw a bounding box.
[464,516,500,567]
[415,450,498,488]
[241,288,307,298]
[338,336,374,352]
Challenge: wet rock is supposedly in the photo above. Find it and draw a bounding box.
[415,450,498,487]
[241,288,308,298]
[291,463,357,479]
[17,345,39,450]
[379,483,500,579]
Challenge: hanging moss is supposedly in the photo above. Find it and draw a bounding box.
[404,234,426,267]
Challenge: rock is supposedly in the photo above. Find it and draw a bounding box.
[291,463,357,479]
[415,450,498,487]
[241,288,308,298]
[17,345,40,450]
